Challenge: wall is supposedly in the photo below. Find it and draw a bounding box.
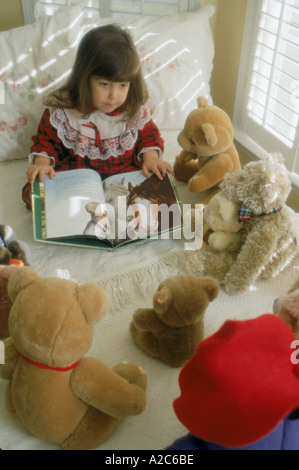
[0,0,23,31]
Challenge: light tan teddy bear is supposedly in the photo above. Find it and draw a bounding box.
[130,274,219,367]
[0,267,147,450]
[201,191,243,253]
[174,96,241,205]
[273,278,299,340]
[181,153,299,295]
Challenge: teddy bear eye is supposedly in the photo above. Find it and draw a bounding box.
[190,138,195,145]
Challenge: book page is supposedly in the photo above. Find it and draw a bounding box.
[43,169,106,239]
[103,170,183,246]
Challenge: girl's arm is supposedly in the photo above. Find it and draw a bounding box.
[142,150,173,180]
[134,119,173,179]
[27,155,55,184]
[27,109,58,184]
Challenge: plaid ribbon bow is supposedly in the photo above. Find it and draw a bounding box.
[237,202,283,225]
[203,228,214,243]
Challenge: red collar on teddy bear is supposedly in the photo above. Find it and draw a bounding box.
[21,354,80,372]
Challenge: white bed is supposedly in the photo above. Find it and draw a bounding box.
[0,2,298,451]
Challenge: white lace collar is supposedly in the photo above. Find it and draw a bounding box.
[48,100,154,161]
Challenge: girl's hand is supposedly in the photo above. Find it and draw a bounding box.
[26,156,55,184]
[142,150,174,180]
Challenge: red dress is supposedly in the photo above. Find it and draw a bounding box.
[22,100,164,208]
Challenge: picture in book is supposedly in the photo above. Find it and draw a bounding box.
[32,169,184,250]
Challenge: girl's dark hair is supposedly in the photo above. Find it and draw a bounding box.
[44,24,149,120]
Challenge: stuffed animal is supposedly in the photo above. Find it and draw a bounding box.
[201,191,243,253]
[173,96,241,205]
[181,153,299,295]
[0,225,30,338]
[130,274,219,367]
[167,314,299,450]
[0,224,31,266]
[0,267,147,450]
[273,278,299,339]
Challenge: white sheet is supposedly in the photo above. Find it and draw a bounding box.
[0,130,298,450]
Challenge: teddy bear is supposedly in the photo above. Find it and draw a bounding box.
[0,224,31,266]
[167,314,299,450]
[201,191,243,253]
[273,277,299,339]
[130,274,219,367]
[173,96,241,205]
[0,267,147,450]
[0,265,20,339]
[181,153,299,295]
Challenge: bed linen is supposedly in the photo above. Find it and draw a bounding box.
[0,129,299,451]
[0,2,299,451]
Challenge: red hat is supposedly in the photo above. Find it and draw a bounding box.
[173,314,299,448]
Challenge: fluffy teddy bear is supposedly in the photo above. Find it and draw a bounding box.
[173,96,241,205]
[181,153,299,295]
[273,278,299,339]
[0,267,147,450]
[130,274,219,367]
[201,191,243,253]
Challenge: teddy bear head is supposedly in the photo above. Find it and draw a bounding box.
[177,96,234,158]
[273,278,299,340]
[152,274,219,327]
[220,153,291,215]
[7,267,109,367]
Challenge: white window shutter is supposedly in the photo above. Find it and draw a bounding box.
[233,0,299,179]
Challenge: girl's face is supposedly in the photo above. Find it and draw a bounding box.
[89,76,130,113]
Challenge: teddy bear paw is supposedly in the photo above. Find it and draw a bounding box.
[224,273,247,295]
[112,362,147,390]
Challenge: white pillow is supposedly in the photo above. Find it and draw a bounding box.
[0,4,84,162]
[0,3,215,162]
[127,5,215,130]
[82,5,215,129]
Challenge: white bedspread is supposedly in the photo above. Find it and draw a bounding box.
[0,130,298,450]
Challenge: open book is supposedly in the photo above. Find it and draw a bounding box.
[32,169,184,250]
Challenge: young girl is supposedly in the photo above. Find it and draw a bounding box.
[22,24,172,207]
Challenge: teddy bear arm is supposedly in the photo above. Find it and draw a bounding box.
[177,150,196,163]
[224,225,277,294]
[71,357,146,418]
[131,308,166,333]
[0,337,20,380]
[188,154,234,192]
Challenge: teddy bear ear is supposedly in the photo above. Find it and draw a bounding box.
[199,277,219,301]
[8,266,40,302]
[201,122,217,147]
[197,96,209,108]
[76,283,109,325]
[153,285,173,314]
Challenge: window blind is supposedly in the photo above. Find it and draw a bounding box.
[233,0,299,183]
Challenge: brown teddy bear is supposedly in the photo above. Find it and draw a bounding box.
[181,153,299,295]
[0,265,19,339]
[0,267,147,450]
[173,96,241,205]
[130,274,219,367]
[273,278,299,340]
